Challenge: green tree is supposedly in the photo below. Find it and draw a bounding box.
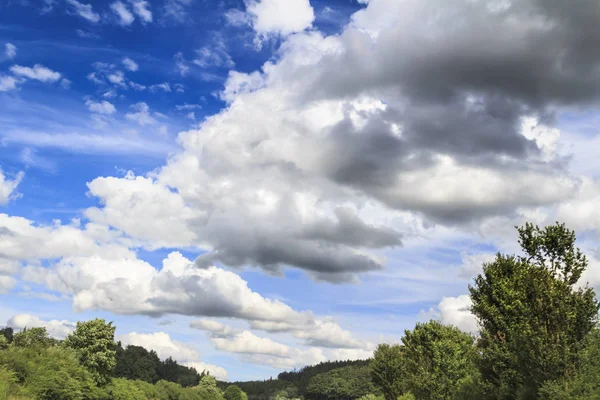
[225,385,246,400]
[0,346,101,400]
[199,374,225,400]
[12,327,52,348]
[371,344,404,400]
[114,344,161,383]
[305,364,377,400]
[469,222,600,399]
[0,334,8,350]
[63,318,117,386]
[108,378,149,400]
[400,320,478,400]
[539,327,600,399]
[0,327,13,343]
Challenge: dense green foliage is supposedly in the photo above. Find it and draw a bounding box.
[470,222,599,399]
[0,321,245,400]
[2,222,600,400]
[63,318,118,386]
[114,342,203,387]
[370,344,403,400]
[305,365,377,400]
[401,321,478,400]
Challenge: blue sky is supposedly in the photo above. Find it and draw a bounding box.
[2,0,600,382]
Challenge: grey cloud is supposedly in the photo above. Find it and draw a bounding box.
[314,0,600,107]
[194,233,383,283]
[301,208,402,248]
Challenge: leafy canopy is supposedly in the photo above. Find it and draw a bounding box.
[63,318,117,386]
[469,222,599,399]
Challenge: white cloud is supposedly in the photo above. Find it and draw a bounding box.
[66,0,100,23]
[175,103,202,111]
[0,276,16,294]
[149,82,171,92]
[163,0,192,22]
[0,76,19,92]
[0,213,133,262]
[191,319,241,338]
[111,1,135,25]
[174,52,189,76]
[60,78,72,89]
[184,362,228,381]
[224,9,250,27]
[245,0,314,36]
[0,170,24,206]
[129,82,146,91]
[125,102,157,126]
[122,57,139,72]
[423,295,478,334]
[107,71,126,87]
[117,331,227,379]
[457,252,497,279]
[86,100,117,115]
[1,130,175,156]
[208,329,327,369]
[119,332,199,362]
[193,42,234,69]
[129,0,153,23]
[212,330,291,357]
[4,43,17,59]
[10,64,61,83]
[7,314,75,339]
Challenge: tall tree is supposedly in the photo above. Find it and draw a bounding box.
[371,344,404,400]
[400,320,478,400]
[63,318,117,386]
[469,222,599,399]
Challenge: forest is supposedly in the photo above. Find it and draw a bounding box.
[2,222,600,400]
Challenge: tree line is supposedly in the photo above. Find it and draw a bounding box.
[0,320,249,400]
[2,222,600,399]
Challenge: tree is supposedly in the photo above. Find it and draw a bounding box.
[199,374,225,400]
[400,320,478,400]
[0,334,8,350]
[469,222,600,399]
[63,318,117,386]
[108,378,149,400]
[114,344,161,383]
[371,344,404,400]
[0,345,102,399]
[12,327,52,348]
[0,327,13,344]
[539,327,600,399]
[225,385,246,400]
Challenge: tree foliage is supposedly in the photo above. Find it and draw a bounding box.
[469,222,599,399]
[371,344,404,400]
[305,364,378,400]
[63,318,117,386]
[400,321,478,400]
[13,327,52,348]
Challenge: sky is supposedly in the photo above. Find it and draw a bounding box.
[2,0,600,382]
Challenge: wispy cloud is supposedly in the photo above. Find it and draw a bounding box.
[66,0,101,23]
[111,1,135,26]
[122,57,139,72]
[1,130,175,156]
[10,64,61,82]
[130,0,153,23]
[4,43,17,59]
